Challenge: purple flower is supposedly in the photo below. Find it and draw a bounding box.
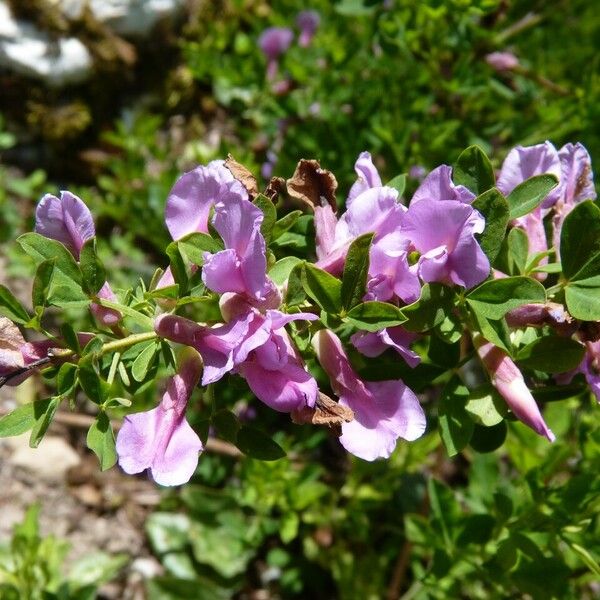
[116,348,203,486]
[475,336,555,441]
[35,191,95,257]
[202,194,279,305]
[351,326,420,367]
[486,51,519,72]
[497,142,563,208]
[35,191,120,326]
[578,341,600,403]
[155,309,318,412]
[401,198,490,289]
[296,10,320,47]
[365,231,421,304]
[557,341,600,404]
[165,160,247,242]
[312,329,426,460]
[315,151,420,304]
[552,143,596,252]
[258,27,294,79]
[316,185,404,275]
[347,151,383,204]
[411,165,475,204]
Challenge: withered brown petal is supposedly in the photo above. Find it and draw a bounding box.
[291,392,354,429]
[224,154,259,199]
[264,177,287,202]
[286,159,337,211]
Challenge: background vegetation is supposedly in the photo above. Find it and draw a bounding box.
[0,1,598,598]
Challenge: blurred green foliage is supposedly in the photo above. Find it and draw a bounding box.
[0,505,128,599]
[0,0,599,598]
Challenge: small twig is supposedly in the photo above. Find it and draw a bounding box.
[0,407,241,458]
[386,540,413,600]
[495,12,542,43]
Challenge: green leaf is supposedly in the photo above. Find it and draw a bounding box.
[341,232,373,310]
[471,188,509,262]
[284,263,306,306]
[301,263,342,314]
[469,422,507,453]
[516,336,585,373]
[560,200,600,281]
[166,241,189,293]
[68,552,128,588]
[17,232,82,285]
[0,284,31,324]
[95,298,153,329]
[178,232,223,266]
[79,237,107,295]
[507,227,529,275]
[467,276,546,319]
[86,412,117,470]
[0,398,52,438]
[253,194,277,241]
[469,306,512,354]
[565,277,600,320]
[235,426,286,460]
[506,174,558,219]
[272,210,303,241]
[269,256,303,286]
[280,512,299,543]
[454,145,495,195]
[386,173,406,197]
[465,385,507,426]
[212,409,241,443]
[131,341,158,382]
[402,284,455,332]
[438,376,474,457]
[56,362,78,395]
[60,323,81,354]
[31,259,55,309]
[427,334,460,368]
[346,301,406,332]
[29,396,61,448]
[78,357,108,404]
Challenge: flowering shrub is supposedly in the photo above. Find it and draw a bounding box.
[0,140,598,490]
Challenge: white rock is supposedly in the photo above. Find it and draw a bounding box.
[0,2,93,87]
[54,0,186,36]
[8,433,81,480]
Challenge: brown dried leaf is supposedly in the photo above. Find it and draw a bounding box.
[286,159,337,211]
[264,176,286,202]
[0,317,25,370]
[291,392,354,430]
[224,154,259,199]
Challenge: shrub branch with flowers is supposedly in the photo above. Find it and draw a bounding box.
[0,140,598,485]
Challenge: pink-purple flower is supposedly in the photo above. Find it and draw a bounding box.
[475,336,555,441]
[155,308,318,413]
[164,160,248,242]
[296,10,320,47]
[351,326,420,367]
[116,348,203,486]
[486,51,520,72]
[258,27,294,80]
[35,191,120,326]
[411,164,475,204]
[312,329,426,460]
[401,197,490,289]
[202,194,279,306]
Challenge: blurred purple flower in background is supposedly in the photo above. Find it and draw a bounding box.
[258,26,293,79]
[486,51,520,72]
[296,10,320,47]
